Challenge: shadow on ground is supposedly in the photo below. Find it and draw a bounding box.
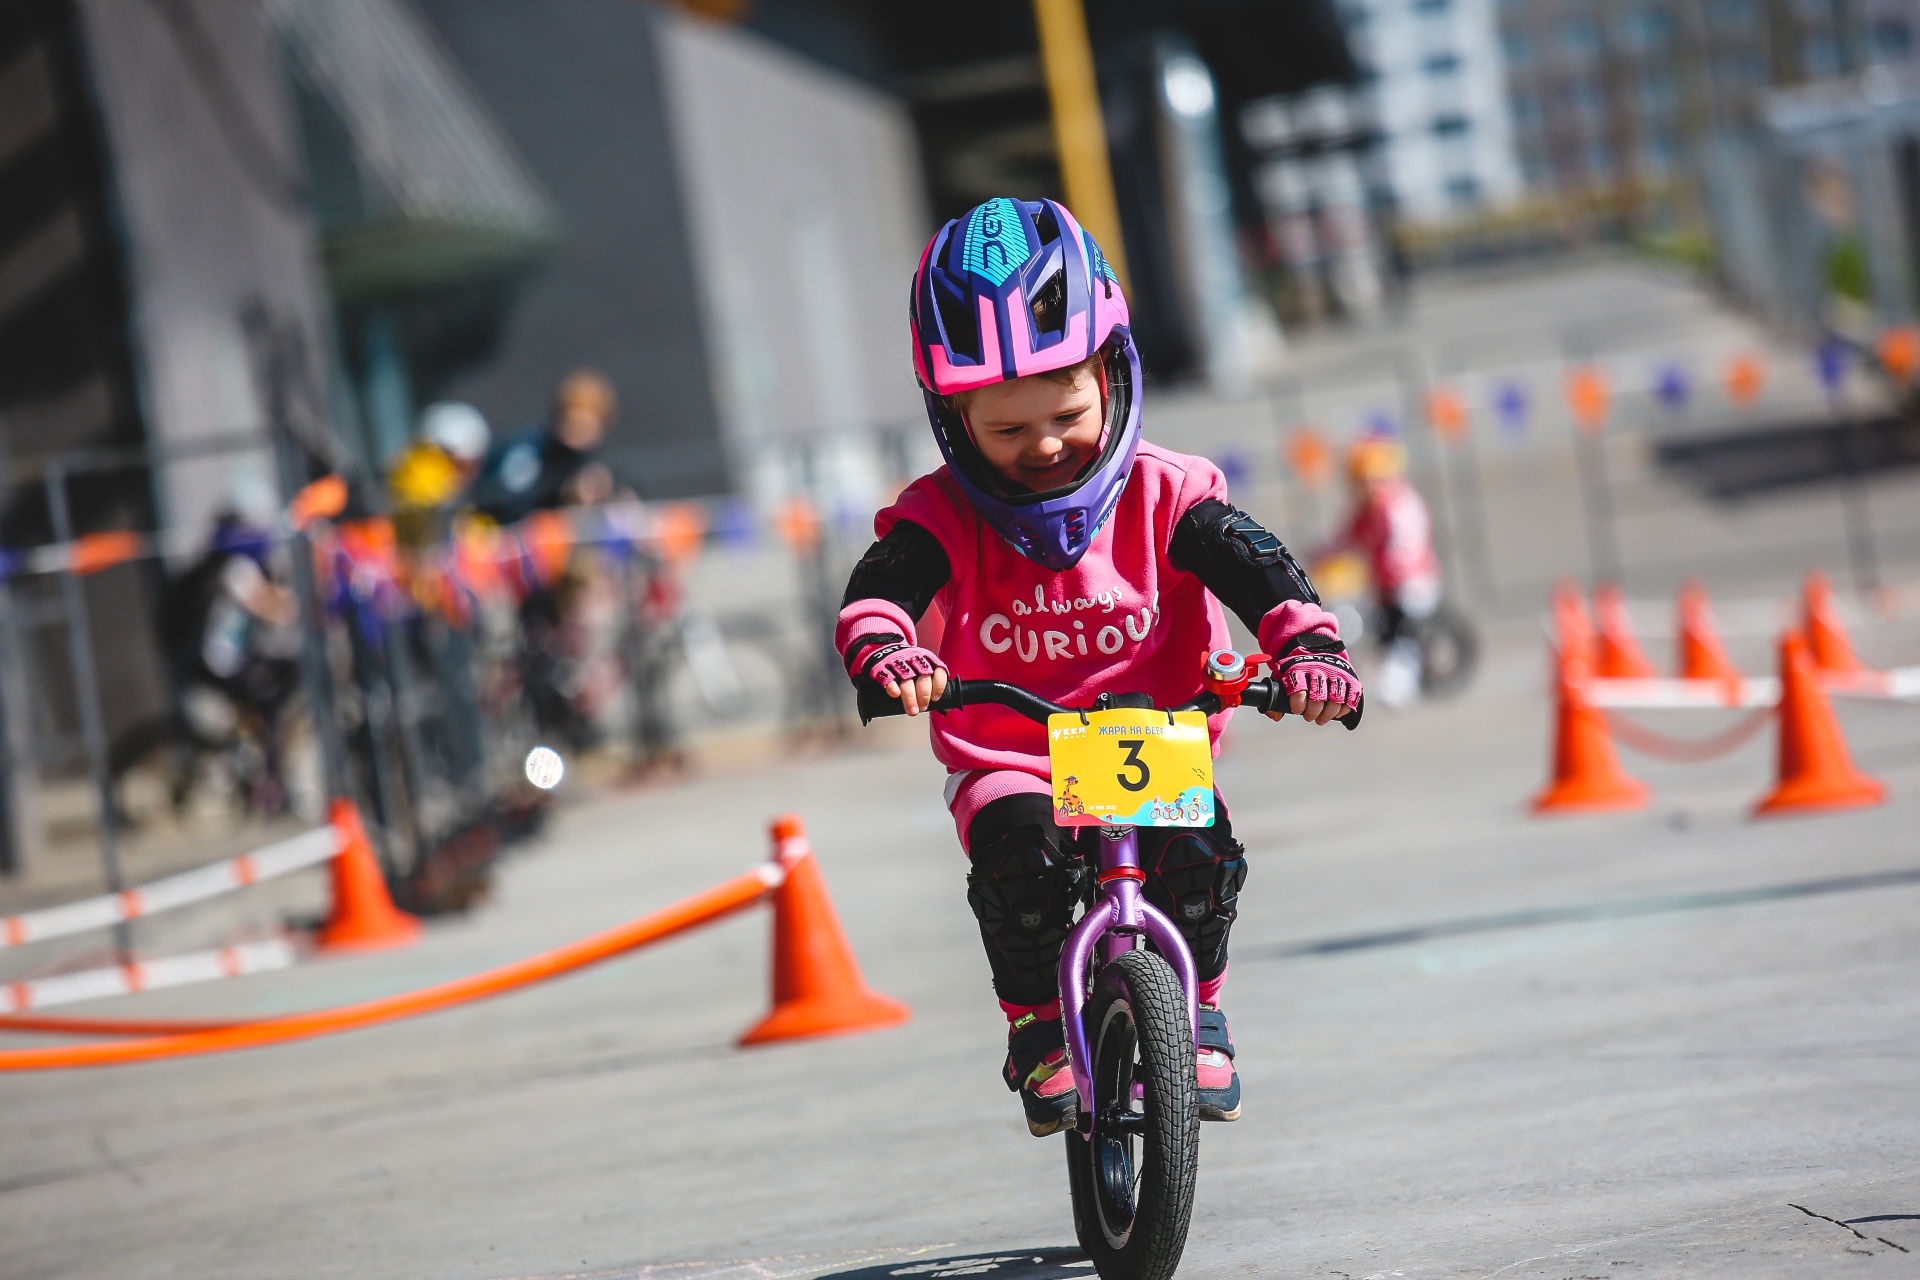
[819,1248,1089,1279]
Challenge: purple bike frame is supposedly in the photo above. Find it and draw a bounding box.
[1057,824,1200,1135]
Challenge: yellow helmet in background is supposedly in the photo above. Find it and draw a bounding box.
[1346,435,1407,484]
[390,440,463,510]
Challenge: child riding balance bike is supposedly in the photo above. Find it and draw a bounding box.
[838,198,1362,1277]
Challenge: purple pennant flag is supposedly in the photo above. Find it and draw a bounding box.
[1492,381,1528,436]
[1654,363,1689,412]
[1815,338,1851,396]
[1215,448,1250,490]
[1364,409,1399,438]
[711,498,758,551]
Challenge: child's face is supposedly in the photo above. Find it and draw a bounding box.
[961,368,1103,492]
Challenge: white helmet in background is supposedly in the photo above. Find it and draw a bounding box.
[418,401,491,464]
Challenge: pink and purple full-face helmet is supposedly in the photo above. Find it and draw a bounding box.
[910,197,1140,571]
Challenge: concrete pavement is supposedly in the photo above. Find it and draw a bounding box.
[1,605,1917,1278]
[4,254,1920,1278]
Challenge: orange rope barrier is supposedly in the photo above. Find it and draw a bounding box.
[0,866,777,1071]
[1603,707,1773,762]
[0,1014,241,1036]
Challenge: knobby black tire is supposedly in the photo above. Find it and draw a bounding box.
[1418,603,1480,699]
[1064,948,1199,1280]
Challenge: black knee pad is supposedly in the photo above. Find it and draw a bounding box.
[966,793,1085,1007]
[1139,814,1245,981]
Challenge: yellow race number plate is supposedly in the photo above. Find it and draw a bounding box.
[1047,709,1215,827]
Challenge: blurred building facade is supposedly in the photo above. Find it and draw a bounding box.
[0,0,346,771]
[1494,0,1918,233]
[0,0,1371,792]
[1335,0,1525,222]
[268,0,557,476]
[1709,63,1920,330]
[716,0,1363,367]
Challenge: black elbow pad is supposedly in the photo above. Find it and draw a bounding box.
[1171,500,1319,633]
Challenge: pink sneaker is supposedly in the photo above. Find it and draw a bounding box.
[1197,1004,1241,1121]
[1004,1011,1079,1136]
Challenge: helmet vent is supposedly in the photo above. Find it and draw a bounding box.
[932,274,980,364]
[1063,509,1087,548]
[1032,202,1060,246]
[1029,268,1067,338]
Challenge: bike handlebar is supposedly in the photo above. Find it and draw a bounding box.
[865,676,1361,729]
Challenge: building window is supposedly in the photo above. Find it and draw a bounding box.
[1562,17,1600,57]
[1572,78,1604,121]
[1708,0,1755,26]
[1806,35,1839,76]
[1638,71,1676,117]
[1424,51,1463,75]
[1627,8,1676,51]
[1586,139,1613,182]
[1446,174,1483,206]
[1639,135,1675,177]
[1431,112,1472,137]
[1873,16,1913,57]
[1412,0,1452,14]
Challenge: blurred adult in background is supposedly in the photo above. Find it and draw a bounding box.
[472,370,618,525]
[389,400,492,546]
[1324,436,1441,708]
[464,370,638,753]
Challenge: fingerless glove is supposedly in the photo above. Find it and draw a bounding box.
[1274,633,1363,710]
[852,639,946,688]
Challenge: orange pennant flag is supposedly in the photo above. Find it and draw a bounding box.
[1565,367,1609,434]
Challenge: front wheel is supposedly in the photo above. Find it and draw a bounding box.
[1064,948,1199,1280]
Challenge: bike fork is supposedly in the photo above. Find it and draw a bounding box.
[1058,825,1199,1133]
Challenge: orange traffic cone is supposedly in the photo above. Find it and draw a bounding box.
[1801,571,1863,673]
[1677,581,1742,684]
[319,798,421,951]
[739,816,909,1046]
[1532,647,1649,813]
[1753,632,1886,817]
[1550,580,1596,671]
[1593,581,1656,678]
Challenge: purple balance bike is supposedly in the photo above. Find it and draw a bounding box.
[878,648,1348,1280]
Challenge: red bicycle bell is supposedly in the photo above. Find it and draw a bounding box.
[1202,648,1271,707]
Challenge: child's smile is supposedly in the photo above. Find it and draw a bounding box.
[959,364,1104,494]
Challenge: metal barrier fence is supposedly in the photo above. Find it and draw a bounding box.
[0,427,848,924]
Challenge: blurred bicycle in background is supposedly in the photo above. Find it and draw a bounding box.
[1313,549,1479,704]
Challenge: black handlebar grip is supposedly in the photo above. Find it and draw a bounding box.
[1244,678,1364,730]
[855,678,966,723]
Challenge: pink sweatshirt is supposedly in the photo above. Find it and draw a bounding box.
[838,443,1326,783]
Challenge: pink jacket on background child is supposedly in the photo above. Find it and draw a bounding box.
[1340,477,1441,598]
[837,443,1334,785]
